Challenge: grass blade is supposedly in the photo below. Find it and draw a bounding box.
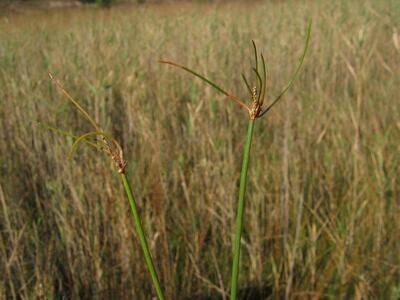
[260,21,312,117]
[260,54,267,105]
[38,122,101,150]
[159,60,249,111]
[241,73,253,96]
[252,67,263,102]
[252,40,258,73]
[68,131,108,158]
[49,73,101,132]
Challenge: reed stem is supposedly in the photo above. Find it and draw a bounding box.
[121,173,165,300]
[230,119,256,300]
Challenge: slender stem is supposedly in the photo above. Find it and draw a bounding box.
[121,173,165,300]
[230,119,256,300]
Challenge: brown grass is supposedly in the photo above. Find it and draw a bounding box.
[0,1,399,299]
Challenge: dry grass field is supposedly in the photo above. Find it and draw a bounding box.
[0,0,399,299]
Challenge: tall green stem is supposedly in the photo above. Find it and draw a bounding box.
[230,119,256,300]
[121,173,165,300]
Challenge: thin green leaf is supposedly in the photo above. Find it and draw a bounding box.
[252,40,258,73]
[69,131,110,158]
[49,74,101,132]
[260,21,312,117]
[159,60,249,111]
[260,54,267,105]
[241,73,253,96]
[37,122,100,149]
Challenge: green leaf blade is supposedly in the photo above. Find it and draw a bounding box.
[260,21,312,117]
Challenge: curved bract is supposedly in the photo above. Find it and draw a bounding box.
[160,21,311,122]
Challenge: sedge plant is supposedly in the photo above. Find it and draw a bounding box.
[160,22,311,299]
[46,75,165,300]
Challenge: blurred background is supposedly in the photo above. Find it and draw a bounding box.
[0,0,399,299]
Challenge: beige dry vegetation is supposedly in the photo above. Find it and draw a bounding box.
[0,0,399,299]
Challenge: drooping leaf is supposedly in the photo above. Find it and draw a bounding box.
[68,131,110,159]
[37,122,100,150]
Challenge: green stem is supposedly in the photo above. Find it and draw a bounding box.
[121,173,165,300]
[230,119,256,300]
